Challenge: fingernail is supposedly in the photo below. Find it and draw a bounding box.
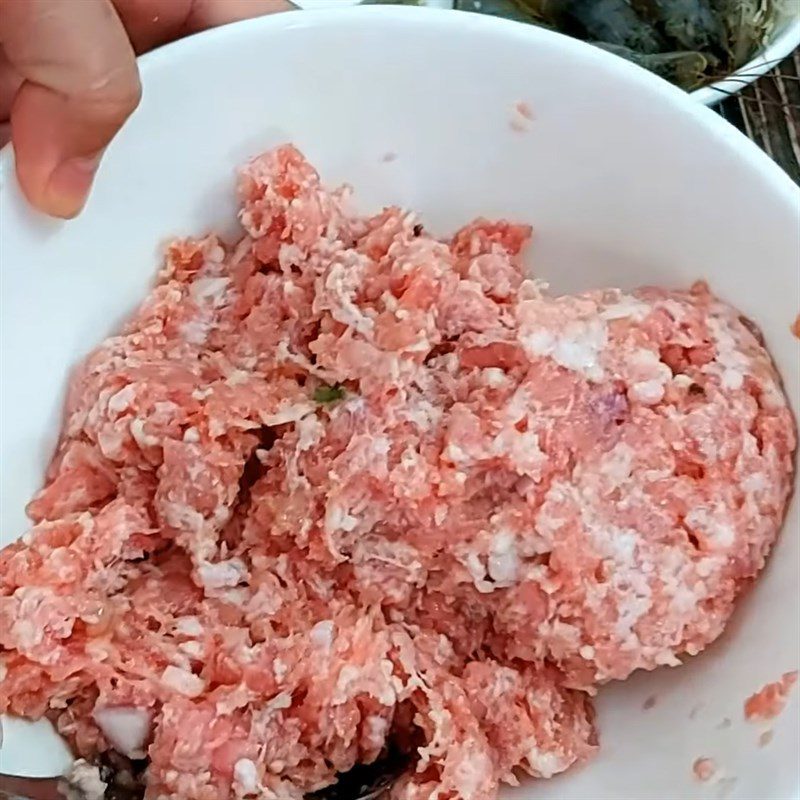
[44,152,103,218]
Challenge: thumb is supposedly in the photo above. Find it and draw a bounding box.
[0,0,141,218]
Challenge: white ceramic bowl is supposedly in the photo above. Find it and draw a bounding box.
[1,7,798,799]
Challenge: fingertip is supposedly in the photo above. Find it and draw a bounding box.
[11,82,110,219]
[41,152,102,218]
[13,130,100,220]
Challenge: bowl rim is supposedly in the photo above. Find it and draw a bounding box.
[2,5,797,207]
[692,14,800,106]
[297,0,800,108]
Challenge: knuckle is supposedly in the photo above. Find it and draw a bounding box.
[81,64,142,120]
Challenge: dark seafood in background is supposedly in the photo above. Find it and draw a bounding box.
[531,0,669,52]
[452,0,792,90]
[595,43,711,86]
[632,0,725,50]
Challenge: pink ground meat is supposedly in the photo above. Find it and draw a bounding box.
[0,145,795,800]
[744,671,799,722]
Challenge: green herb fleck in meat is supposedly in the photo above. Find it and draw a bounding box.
[314,384,346,404]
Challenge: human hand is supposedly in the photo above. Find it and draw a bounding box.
[0,0,291,218]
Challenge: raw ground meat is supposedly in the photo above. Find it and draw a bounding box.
[0,145,795,800]
[744,671,799,722]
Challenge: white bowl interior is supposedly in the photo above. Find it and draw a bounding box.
[1,8,798,798]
